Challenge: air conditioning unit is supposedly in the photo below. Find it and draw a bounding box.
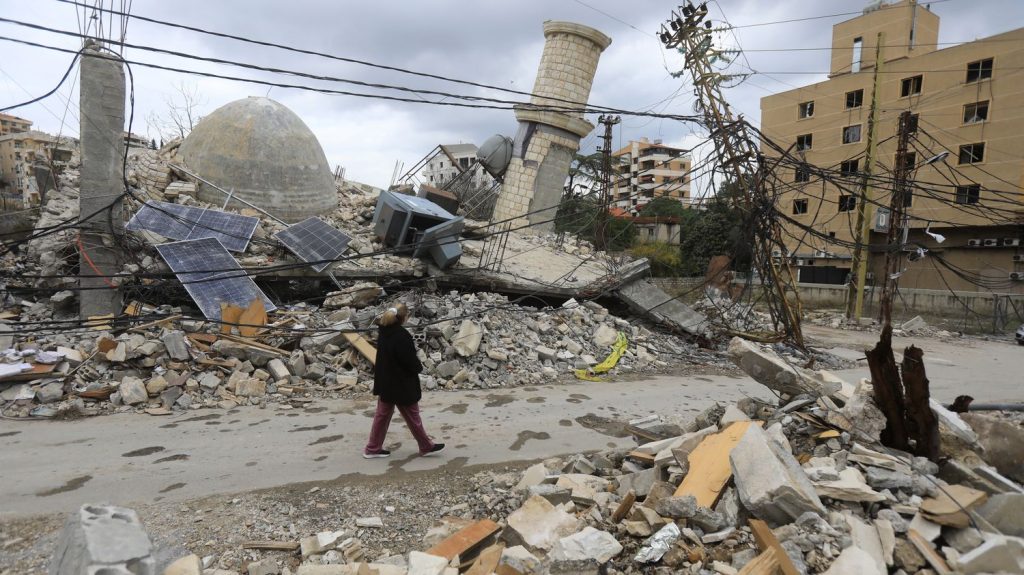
[984,238,999,247]
[1004,238,1021,247]
[1010,272,1024,281]
[1013,255,1024,263]
[967,239,982,247]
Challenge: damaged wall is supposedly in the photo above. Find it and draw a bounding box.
[492,21,611,232]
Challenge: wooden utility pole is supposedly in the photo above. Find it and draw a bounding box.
[596,114,619,251]
[879,110,916,327]
[847,32,885,321]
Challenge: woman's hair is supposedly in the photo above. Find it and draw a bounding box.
[377,302,409,327]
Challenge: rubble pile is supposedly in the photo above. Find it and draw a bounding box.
[805,312,963,340]
[691,290,772,335]
[46,337,1020,575]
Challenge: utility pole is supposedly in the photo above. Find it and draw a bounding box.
[847,32,886,321]
[878,110,916,328]
[596,114,620,251]
[78,39,126,319]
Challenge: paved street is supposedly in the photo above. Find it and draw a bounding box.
[1,327,1021,518]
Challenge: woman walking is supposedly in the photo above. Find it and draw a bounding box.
[363,303,445,459]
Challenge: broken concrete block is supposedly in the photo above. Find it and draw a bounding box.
[615,467,658,498]
[719,404,749,425]
[498,545,541,575]
[515,462,548,491]
[163,554,202,575]
[234,378,267,398]
[407,550,449,575]
[323,282,383,309]
[961,413,1024,483]
[287,350,306,377]
[592,324,617,348]
[549,526,622,564]
[931,399,978,445]
[901,315,928,332]
[35,381,64,404]
[49,504,156,575]
[654,495,697,519]
[247,559,280,575]
[161,331,190,361]
[536,346,557,362]
[813,467,886,503]
[453,320,483,357]
[727,337,840,397]
[556,473,609,505]
[828,379,886,442]
[119,376,149,406]
[505,495,579,552]
[977,493,1024,537]
[844,513,886,575]
[954,534,1024,574]
[823,546,886,575]
[528,484,573,506]
[730,424,826,525]
[266,359,290,381]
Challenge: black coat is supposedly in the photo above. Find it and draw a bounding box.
[372,324,423,405]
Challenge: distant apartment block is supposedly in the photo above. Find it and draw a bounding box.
[610,138,691,214]
[0,131,75,208]
[760,0,1024,292]
[0,112,32,136]
[422,143,494,190]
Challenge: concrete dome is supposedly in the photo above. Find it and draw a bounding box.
[178,97,337,222]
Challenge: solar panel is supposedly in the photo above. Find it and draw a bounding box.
[155,238,276,320]
[127,201,259,252]
[274,217,352,273]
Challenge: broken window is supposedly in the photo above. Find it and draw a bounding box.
[796,134,812,151]
[958,143,985,164]
[846,89,864,109]
[955,184,980,204]
[966,58,993,83]
[792,199,808,214]
[900,75,923,97]
[838,195,856,212]
[840,159,860,175]
[794,165,810,182]
[852,37,863,73]
[798,101,814,119]
[963,101,989,124]
[842,125,862,144]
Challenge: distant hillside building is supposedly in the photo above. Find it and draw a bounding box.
[0,131,75,208]
[0,112,32,136]
[422,144,494,190]
[760,0,1024,292]
[610,138,692,215]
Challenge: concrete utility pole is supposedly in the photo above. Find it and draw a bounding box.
[847,33,886,321]
[78,40,126,319]
[878,110,916,327]
[596,114,620,251]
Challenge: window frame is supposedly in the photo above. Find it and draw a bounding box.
[796,134,813,151]
[900,75,923,97]
[842,124,863,144]
[963,101,989,125]
[838,195,857,212]
[958,143,985,165]
[845,89,864,109]
[792,198,808,215]
[966,58,993,83]
[955,184,981,205]
[794,165,810,183]
[798,101,815,119]
[840,159,860,176]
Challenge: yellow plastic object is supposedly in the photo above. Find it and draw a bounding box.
[574,331,628,381]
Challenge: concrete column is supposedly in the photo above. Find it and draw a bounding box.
[492,21,611,233]
[78,41,125,319]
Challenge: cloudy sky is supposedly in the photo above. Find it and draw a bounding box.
[1,0,1020,189]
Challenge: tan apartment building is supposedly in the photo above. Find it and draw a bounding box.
[0,131,75,209]
[0,112,32,136]
[760,0,1024,293]
[611,138,692,214]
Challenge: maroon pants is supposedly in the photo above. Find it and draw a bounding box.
[364,399,434,455]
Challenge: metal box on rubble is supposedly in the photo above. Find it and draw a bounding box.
[372,191,464,268]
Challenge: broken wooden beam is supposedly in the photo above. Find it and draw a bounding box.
[425,518,500,561]
[674,420,760,508]
[342,331,377,366]
[749,519,800,575]
[241,540,300,552]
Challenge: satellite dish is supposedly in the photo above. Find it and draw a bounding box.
[477,134,513,178]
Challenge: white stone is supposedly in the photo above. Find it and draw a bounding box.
[356,517,384,528]
[163,554,202,575]
[498,546,541,575]
[453,320,483,357]
[266,359,290,381]
[49,504,155,575]
[720,405,750,425]
[119,376,149,406]
[549,526,622,564]
[823,546,886,575]
[515,462,548,491]
[844,513,886,575]
[812,468,886,503]
[954,534,1024,574]
[506,495,579,552]
[407,551,449,575]
[592,324,618,347]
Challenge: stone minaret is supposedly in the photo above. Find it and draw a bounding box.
[492,21,611,232]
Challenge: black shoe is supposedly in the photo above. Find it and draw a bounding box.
[362,450,391,459]
[421,443,445,456]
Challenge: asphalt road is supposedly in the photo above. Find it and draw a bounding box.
[2,327,1021,518]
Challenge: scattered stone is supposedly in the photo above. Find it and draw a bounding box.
[49,504,155,575]
[120,377,149,406]
[549,526,622,564]
[505,495,579,552]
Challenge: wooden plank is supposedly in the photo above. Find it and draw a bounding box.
[241,540,299,552]
[0,362,57,383]
[237,298,267,338]
[920,485,987,527]
[674,421,761,508]
[611,489,636,524]
[465,544,504,575]
[907,529,951,575]
[738,548,780,575]
[626,451,656,466]
[343,331,377,366]
[749,519,799,575]
[215,333,288,355]
[425,519,500,561]
[127,314,183,334]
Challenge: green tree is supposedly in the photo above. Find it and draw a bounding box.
[639,196,687,218]
[677,180,751,276]
[631,241,683,277]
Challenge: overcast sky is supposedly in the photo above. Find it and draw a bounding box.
[1,0,1020,190]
